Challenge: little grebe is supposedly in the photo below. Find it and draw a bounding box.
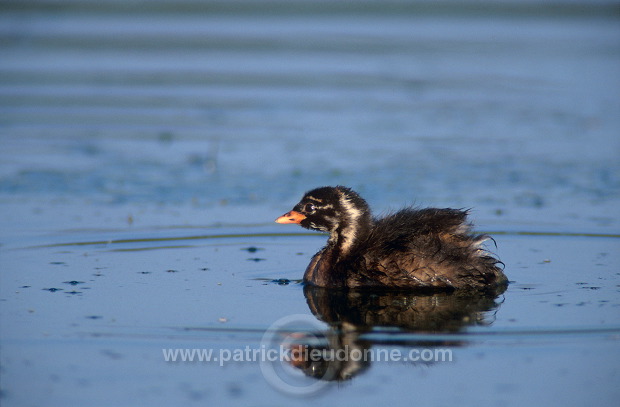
[276,186,506,290]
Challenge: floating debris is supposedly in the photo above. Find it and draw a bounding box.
[242,246,263,253]
[218,317,228,323]
[166,269,179,273]
[63,280,85,286]
[43,288,63,292]
[252,277,303,285]
[272,278,291,285]
[247,258,266,262]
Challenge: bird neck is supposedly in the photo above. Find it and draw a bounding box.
[327,208,372,259]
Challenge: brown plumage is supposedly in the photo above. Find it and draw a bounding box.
[276,186,507,291]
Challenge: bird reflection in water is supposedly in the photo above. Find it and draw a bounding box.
[285,284,506,382]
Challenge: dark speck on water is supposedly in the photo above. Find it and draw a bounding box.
[63,281,85,286]
[42,288,63,293]
[272,279,291,285]
[0,1,619,406]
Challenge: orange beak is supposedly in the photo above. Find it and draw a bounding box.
[275,210,306,224]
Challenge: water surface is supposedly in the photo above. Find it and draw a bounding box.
[1,1,619,406]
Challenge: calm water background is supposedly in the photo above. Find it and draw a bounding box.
[1,1,619,406]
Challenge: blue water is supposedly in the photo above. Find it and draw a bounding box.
[1,1,619,406]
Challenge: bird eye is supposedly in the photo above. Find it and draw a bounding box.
[304,203,316,213]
